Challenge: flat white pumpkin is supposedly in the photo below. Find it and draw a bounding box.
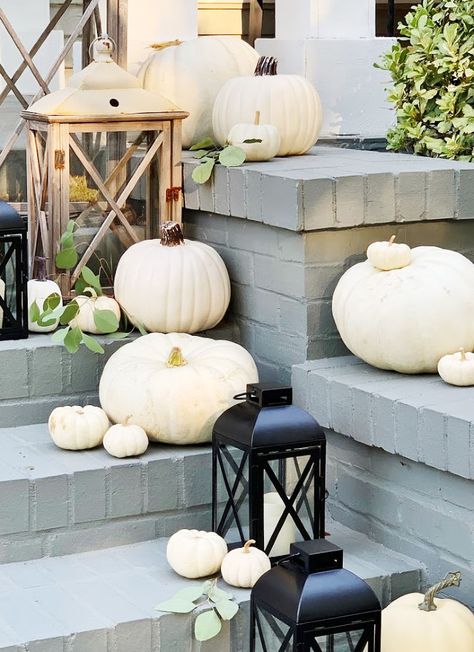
[367,235,411,271]
[332,245,474,374]
[438,348,474,386]
[48,405,109,450]
[103,423,149,458]
[227,111,280,162]
[221,540,271,588]
[99,332,258,444]
[70,291,121,335]
[114,221,230,334]
[167,529,228,579]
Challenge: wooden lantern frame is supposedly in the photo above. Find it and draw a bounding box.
[21,109,188,295]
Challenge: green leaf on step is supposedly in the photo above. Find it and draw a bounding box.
[60,300,80,326]
[192,149,212,159]
[218,145,246,167]
[106,331,132,340]
[242,138,263,144]
[43,292,61,312]
[174,585,206,603]
[81,266,102,293]
[194,609,222,642]
[155,597,197,613]
[190,137,216,151]
[208,586,233,602]
[192,158,215,184]
[93,309,119,334]
[56,247,78,270]
[51,327,70,344]
[214,599,239,621]
[82,333,105,354]
[64,326,82,354]
[29,300,40,323]
[37,311,58,328]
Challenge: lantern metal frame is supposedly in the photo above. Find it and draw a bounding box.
[212,384,326,562]
[0,201,28,340]
[250,539,382,652]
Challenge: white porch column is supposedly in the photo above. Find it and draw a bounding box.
[257,0,395,138]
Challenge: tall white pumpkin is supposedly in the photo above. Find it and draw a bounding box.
[99,332,259,444]
[213,56,323,157]
[138,37,259,148]
[114,221,230,334]
[332,243,474,374]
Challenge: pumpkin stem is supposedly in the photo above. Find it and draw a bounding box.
[254,111,261,126]
[167,347,187,368]
[255,56,278,76]
[34,256,49,282]
[243,540,256,553]
[388,235,396,245]
[149,39,182,51]
[418,571,461,612]
[459,347,467,361]
[160,221,185,247]
[83,286,98,299]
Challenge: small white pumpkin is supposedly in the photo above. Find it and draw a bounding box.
[166,529,228,579]
[48,405,109,450]
[70,289,121,335]
[438,348,474,386]
[381,572,474,652]
[27,258,63,333]
[227,111,280,162]
[367,235,411,271]
[221,540,271,588]
[103,423,149,458]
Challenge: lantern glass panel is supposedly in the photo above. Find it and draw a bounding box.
[214,442,250,543]
[0,231,27,339]
[310,628,368,651]
[253,604,294,652]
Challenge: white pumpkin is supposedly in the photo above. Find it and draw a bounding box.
[213,56,323,157]
[221,540,271,588]
[70,290,121,335]
[227,111,280,162]
[367,235,411,271]
[27,257,63,333]
[166,529,228,579]
[48,405,109,450]
[381,572,474,652]
[138,37,259,148]
[332,245,474,374]
[114,221,230,334]
[103,423,149,458]
[438,348,474,387]
[99,332,258,444]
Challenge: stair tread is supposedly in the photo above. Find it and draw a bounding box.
[0,522,422,649]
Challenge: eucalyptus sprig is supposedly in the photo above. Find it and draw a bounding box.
[156,579,239,642]
[190,137,247,184]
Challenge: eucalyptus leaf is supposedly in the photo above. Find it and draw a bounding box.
[37,311,58,328]
[64,326,82,354]
[66,220,76,233]
[60,300,80,326]
[82,333,105,354]
[106,331,132,340]
[192,149,212,159]
[29,300,40,323]
[59,231,74,249]
[192,158,215,184]
[194,609,222,642]
[155,598,196,614]
[190,137,216,151]
[43,292,61,312]
[51,327,70,344]
[81,266,101,292]
[208,586,233,602]
[136,322,148,336]
[93,309,119,334]
[214,599,239,621]
[174,585,206,603]
[56,247,78,270]
[218,146,246,167]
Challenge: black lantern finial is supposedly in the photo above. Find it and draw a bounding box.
[0,201,28,341]
[212,383,326,562]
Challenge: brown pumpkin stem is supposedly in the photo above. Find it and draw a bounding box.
[388,235,396,245]
[149,39,182,51]
[254,111,261,126]
[167,347,187,368]
[255,56,278,76]
[418,571,461,612]
[160,221,185,247]
[243,540,256,553]
[35,256,48,282]
[459,347,467,361]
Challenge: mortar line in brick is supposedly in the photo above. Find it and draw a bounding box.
[28,479,36,533]
[66,474,74,528]
[139,462,147,515]
[104,468,112,518]
[107,627,117,652]
[176,455,185,509]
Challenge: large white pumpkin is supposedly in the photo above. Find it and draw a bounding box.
[114,221,230,334]
[99,332,258,444]
[138,37,259,148]
[167,529,228,579]
[213,56,323,157]
[332,243,474,374]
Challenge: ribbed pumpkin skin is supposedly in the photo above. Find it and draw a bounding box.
[167,530,228,579]
[114,238,230,334]
[213,75,323,156]
[138,37,259,148]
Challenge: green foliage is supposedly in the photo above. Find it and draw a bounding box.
[190,138,246,184]
[156,579,239,643]
[377,0,474,160]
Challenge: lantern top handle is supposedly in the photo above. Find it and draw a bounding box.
[234,383,292,408]
[89,34,117,63]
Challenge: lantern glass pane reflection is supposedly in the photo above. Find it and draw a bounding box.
[0,202,28,341]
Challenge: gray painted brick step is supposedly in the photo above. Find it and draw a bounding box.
[0,423,214,563]
[0,523,422,652]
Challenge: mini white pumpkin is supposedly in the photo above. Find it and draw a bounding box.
[367,235,411,271]
[221,540,271,588]
[438,348,474,386]
[332,244,474,374]
[48,405,109,450]
[28,257,63,333]
[70,289,121,335]
[166,529,228,579]
[114,221,230,334]
[381,572,474,652]
[99,332,258,444]
[213,56,323,157]
[227,111,280,162]
[103,423,149,458]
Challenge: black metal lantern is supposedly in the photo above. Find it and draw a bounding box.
[251,539,382,651]
[212,384,326,561]
[0,201,28,340]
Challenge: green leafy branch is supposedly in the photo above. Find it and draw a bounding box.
[190,137,247,184]
[156,579,239,642]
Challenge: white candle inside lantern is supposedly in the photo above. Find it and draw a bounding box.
[264,492,297,557]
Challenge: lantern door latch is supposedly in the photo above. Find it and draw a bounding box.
[166,187,182,202]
